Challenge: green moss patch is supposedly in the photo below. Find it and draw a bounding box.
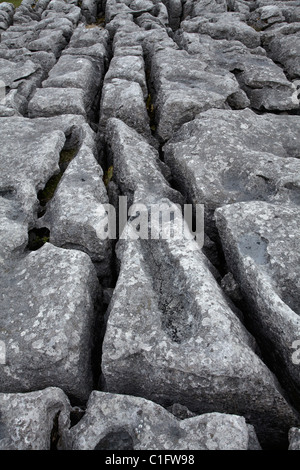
[146,93,156,132]
[103,165,113,187]
[1,0,23,8]
[27,227,50,251]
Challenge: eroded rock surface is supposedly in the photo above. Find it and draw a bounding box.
[62,391,261,450]
[0,387,70,450]
[1,0,300,452]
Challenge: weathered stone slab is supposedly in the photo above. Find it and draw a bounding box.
[35,16,74,40]
[255,0,300,23]
[147,44,241,142]
[183,0,227,19]
[0,47,56,80]
[99,78,150,138]
[42,54,103,118]
[41,0,81,25]
[0,29,37,48]
[101,206,299,447]
[105,118,183,205]
[0,114,97,228]
[0,89,27,117]
[215,202,300,408]
[161,0,182,30]
[27,28,67,57]
[248,5,285,31]
[0,243,101,402]
[0,197,28,263]
[175,32,299,111]
[105,0,153,23]
[181,13,261,49]
[1,13,72,57]
[262,25,300,79]
[0,387,70,450]
[0,2,14,32]
[289,427,300,450]
[40,144,113,282]
[62,23,109,62]
[164,108,300,236]
[0,57,42,100]
[105,53,148,98]
[28,87,87,118]
[0,117,65,223]
[62,391,261,450]
[81,0,98,24]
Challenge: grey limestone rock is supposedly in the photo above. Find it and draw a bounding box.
[41,0,81,25]
[39,144,113,282]
[62,391,261,450]
[181,13,261,49]
[164,108,300,236]
[81,0,98,24]
[35,16,74,40]
[0,243,101,402]
[0,197,28,263]
[27,28,68,57]
[0,28,37,48]
[262,25,300,79]
[248,5,285,31]
[0,57,42,101]
[105,117,183,205]
[255,0,300,23]
[0,117,65,224]
[0,47,56,80]
[175,32,299,111]
[147,44,242,142]
[104,53,148,99]
[62,23,109,63]
[288,427,300,450]
[42,54,104,119]
[215,201,300,406]
[101,205,299,447]
[0,2,14,32]
[183,0,227,19]
[0,114,97,230]
[105,0,133,23]
[99,78,151,138]
[0,387,70,450]
[161,0,182,30]
[0,89,27,117]
[28,87,87,118]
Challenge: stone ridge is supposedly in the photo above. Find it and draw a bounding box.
[0,0,300,451]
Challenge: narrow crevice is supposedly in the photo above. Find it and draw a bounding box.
[70,406,86,427]
[37,145,79,218]
[27,227,50,251]
[50,411,61,451]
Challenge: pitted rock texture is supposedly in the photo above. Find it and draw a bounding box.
[0,387,71,450]
[215,202,300,403]
[0,243,101,402]
[61,391,261,450]
[0,0,300,452]
[101,208,299,448]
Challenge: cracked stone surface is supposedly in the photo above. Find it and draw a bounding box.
[40,143,113,283]
[215,202,300,405]
[61,391,261,450]
[0,387,71,450]
[0,243,102,402]
[164,108,300,236]
[1,0,300,451]
[101,206,299,447]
